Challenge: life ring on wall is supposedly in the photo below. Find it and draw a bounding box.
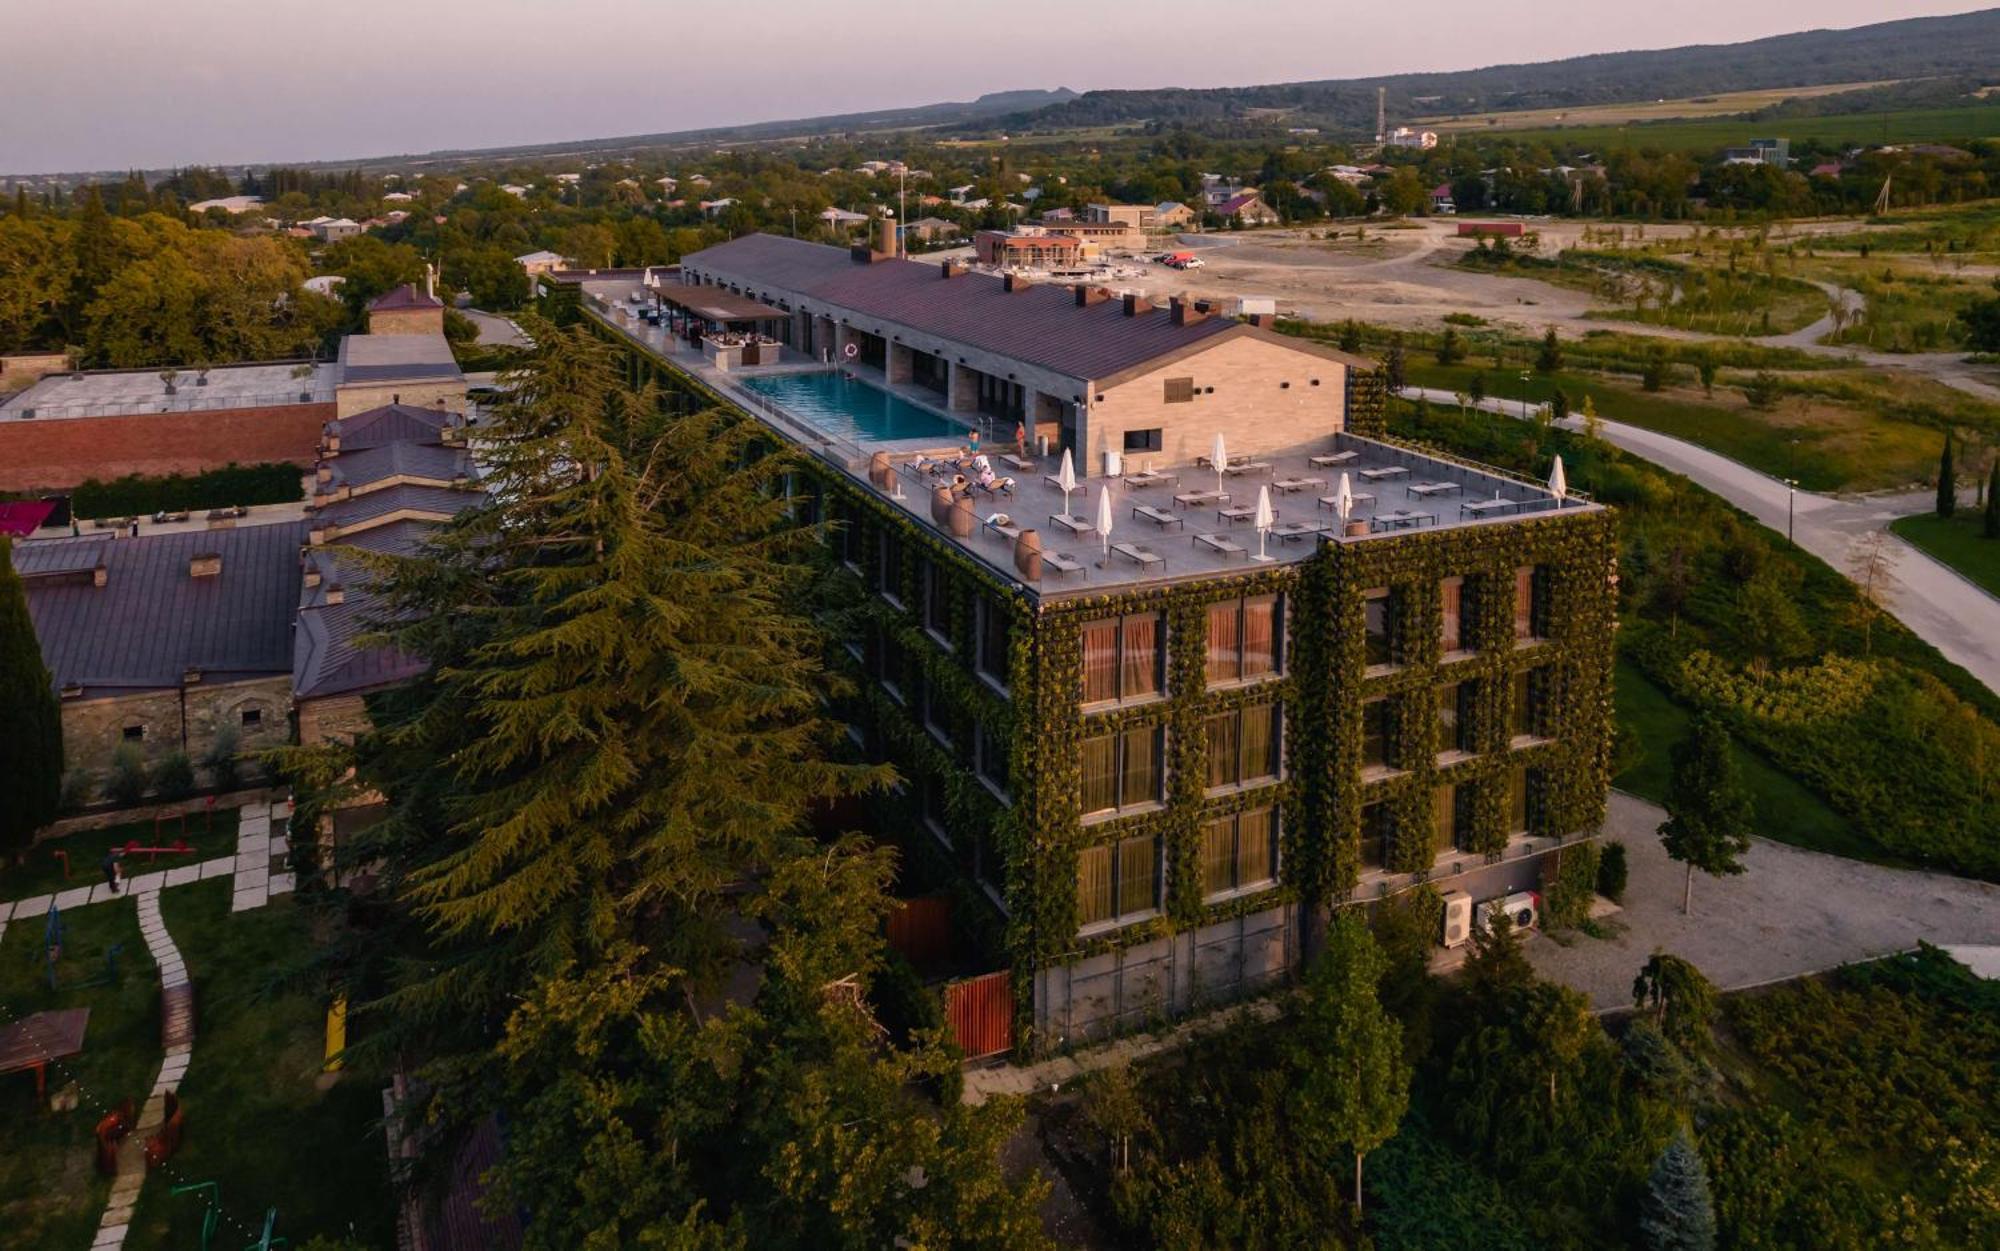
[842,342,859,360]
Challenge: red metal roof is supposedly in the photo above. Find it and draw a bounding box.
[368,283,443,311]
[0,500,55,537]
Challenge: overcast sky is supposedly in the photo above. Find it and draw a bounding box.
[1,0,1984,173]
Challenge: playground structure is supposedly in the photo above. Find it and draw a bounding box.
[45,805,216,880]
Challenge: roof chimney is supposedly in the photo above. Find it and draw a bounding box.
[1245,312,1275,329]
[1075,285,1111,307]
[324,584,346,606]
[1003,273,1032,294]
[304,566,322,589]
[940,259,966,279]
[1122,292,1152,317]
[189,552,222,578]
[91,564,107,588]
[1169,294,1211,326]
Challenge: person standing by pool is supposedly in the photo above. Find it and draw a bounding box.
[967,427,981,457]
[1014,420,1027,459]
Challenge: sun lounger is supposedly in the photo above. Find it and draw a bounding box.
[1132,504,1184,530]
[1110,543,1163,569]
[1223,460,1273,476]
[1317,492,1376,512]
[1271,476,1325,493]
[1309,451,1360,467]
[1272,520,1328,542]
[1217,504,1260,524]
[1193,532,1247,559]
[1043,552,1086,577]
[1049,512,1093,535]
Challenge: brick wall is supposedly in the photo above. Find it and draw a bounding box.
[1090,334,1347,469]
[367,307,445,336]
[0,402,333,492]
[334,382,467,419]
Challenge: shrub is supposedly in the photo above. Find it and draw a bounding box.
[204,725,242,791]
[1541,840,1602,929]
[106,743,148,805]
[70,463,304,519]
[150,752,196,800]
[60,768,95,811]
[1598,841,1630,902]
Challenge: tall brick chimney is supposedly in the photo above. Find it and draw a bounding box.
[1003,273,1033,293]
[1169,294,1211,326]
[1122,292,1153,317]
[1074,285,1111,307]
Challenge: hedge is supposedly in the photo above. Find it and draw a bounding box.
[71,463,304,518]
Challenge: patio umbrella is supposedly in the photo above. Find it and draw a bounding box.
[1336,472,1354,523]
[1253,484,1276,562]
[1548,454,1568,503]
[1211,431,1228,495]
[1095,485,1115,566]
[1055,448,1078,516]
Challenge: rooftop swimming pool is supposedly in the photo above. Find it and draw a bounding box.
[741,371,969,445]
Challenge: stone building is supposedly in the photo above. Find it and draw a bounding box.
[366,283,447,336]
[17,523,308,788]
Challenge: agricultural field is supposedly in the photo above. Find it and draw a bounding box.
[1460,245,1831,335]
[1482,105,2000,154]
[1415,79,1899,135]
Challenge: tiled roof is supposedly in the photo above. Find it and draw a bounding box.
[369,283,443,311]
[328,403,455,451]
[21,523,308,696]
[679,234,1241,385]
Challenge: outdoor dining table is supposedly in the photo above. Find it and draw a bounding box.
[1175,490,1229,508]
[0,1008,89,1100]
[1407,481,1463,498]
[1309,451,1360,467]
[1360,466,1409,481]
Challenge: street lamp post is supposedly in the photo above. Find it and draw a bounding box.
[1784,478,1797,543]
[1519,368,1531,423]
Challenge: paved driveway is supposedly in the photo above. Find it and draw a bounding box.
[1526,791,2000,1007]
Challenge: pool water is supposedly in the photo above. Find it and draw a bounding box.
[741,371,969,444]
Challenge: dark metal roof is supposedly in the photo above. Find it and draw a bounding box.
[13,535,111,579]
[678,234,1242,385]
[328,403,455,451]
[293,576,427,699]
[368,283,443,311]
[319,483,483,532]
[321,441,474,494]
[23,522,308,696]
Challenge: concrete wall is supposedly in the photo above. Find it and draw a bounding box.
[1034,902,1297,1047]
[61,675,291,786]
[1,352,71,393]
[1088,334,1347,469]
[0,402,331,492]
[334,382,467,420]
[367,307,446,336]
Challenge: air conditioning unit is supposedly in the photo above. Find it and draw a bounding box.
[1477,890,1540,935]
[1440,889,1474,948]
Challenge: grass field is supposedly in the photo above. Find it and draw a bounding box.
[1415,79,1900,134]
[1612,660,1877,862]
[1890,510,2000,596]
[1,811,239,902]
[1487,105,2000,154]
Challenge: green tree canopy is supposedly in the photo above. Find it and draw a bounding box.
[1659,714,1754,915]
[1639,1128,1717,1251]
[0,538,63,860]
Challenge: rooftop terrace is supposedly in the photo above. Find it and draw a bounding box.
[0,361,335,421]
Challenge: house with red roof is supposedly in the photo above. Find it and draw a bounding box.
[1217,189,1279,225]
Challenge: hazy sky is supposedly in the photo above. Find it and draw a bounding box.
[1,0,1984,173]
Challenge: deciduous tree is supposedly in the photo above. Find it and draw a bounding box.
[0,538,62,860]
[1659,715,1754,915]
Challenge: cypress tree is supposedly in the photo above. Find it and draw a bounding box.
[1639,1129,1717,1251]
[1937,430,1956,518]
[1985,458,1998,538]
[1659,715,1753,916]
[1536,325,1563,374]
[1384,334,1406,391]
[0,538,63,863]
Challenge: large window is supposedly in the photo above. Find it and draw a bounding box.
[921,673,949,745]
[975,722,1009,798]
[878,529,905,604]
[1206,701,1281,790]
[1508,765,1536,835]
[877,632,906,704]
[1364,589,1395,668]
[1359,802,1390,870]
[1077,835,1161,928]
[976,597,1012,691]
[1433,783,1468,856]
[1082,612,1163,704]
[923,559,952,644]
[1081,724,1164,817]
[1514,565,1543,642]
[838,500,863,568]
[1437,681,1473,755]
[1124,427,1163,453]
[1207,594,1282,686]
[1200,807,1278,899]
[1361,698,1391,772]
[1440,576,1468,655]
[1511,668,1547,741]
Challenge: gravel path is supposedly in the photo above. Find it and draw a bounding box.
[1526,792,2000,1007]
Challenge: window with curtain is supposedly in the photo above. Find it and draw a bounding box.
[976,597,1011,690]
[1364,589,1394,668]
[1206,594,1282,685]
[1201,808,1278,898]
[1362,698,1391,771]
[1078,836,1161,928]
[1433,782,1460,856]
[1081,725,1164,816]
[1359,802,1389,870]
[1440,576,1466,654]
[1082,612,1163,704]
[1511,668,1542,740]
[1206,702,1280,790]
[1509,765,1533,834]
[1514,565,1541,641]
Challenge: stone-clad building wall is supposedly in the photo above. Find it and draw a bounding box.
[61,676,292,786]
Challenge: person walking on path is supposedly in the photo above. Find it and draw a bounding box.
[100,847,125,894]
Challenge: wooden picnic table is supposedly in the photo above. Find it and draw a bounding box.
[1132,504,1185,530]
[1309,451,1360,467]
[0,1008,89,1100]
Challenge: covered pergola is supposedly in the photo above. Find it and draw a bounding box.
[654,286,791,344]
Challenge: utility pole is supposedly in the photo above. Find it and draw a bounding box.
[898,165,907,256]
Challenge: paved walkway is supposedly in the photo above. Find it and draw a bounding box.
[1405,386,2000,694]
[0,800,293,1249]
[964,790,2000,1103]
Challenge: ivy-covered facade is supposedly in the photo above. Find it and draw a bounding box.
[569,295,1618,1054]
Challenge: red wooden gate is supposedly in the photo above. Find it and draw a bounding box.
[886,894,953,970]
[944,971,1013,1060]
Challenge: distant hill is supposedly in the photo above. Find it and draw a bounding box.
[986,9,2000,135]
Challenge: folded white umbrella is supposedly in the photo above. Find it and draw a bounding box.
[1336,472,1354,522]
[1211,431,1228,494]
[1253,484,1276,561]
[1095,485,1115,564]
[1548,454,1568,503]
[1056,448,1078,515]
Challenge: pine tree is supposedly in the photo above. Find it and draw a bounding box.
[1659,715,1753,915]
[1437,325,1461,366]
[1536,326,1563,374]
[1938,429,1957,518]
[1384,334,1406,392]
[1639,1129,1717,1251]
[1288,911,1409,1221]
[1985,458,1999,539]
[1338,319,1362,353]
[0,539,64,862]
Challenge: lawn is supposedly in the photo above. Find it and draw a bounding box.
[0,896,159,1251]
[1612,659,1875,863]
[2,809,240,902]
[123,878,393,1250]
[1486,105,2000,154]
[1890,509,2000,596]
